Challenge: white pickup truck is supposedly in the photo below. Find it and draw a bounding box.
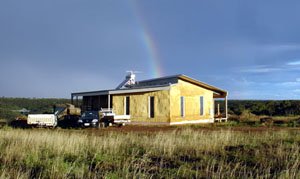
[100,108,131,127]
[27,114,57,127]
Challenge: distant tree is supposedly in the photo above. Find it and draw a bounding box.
[0,98,71,122]
[228,100,300,117]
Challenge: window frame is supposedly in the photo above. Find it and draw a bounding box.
[124,96,130,115]
[200,96,204,116]
[148,96,155,118]
[180,96,185,117]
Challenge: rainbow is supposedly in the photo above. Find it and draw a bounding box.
[130,0,164,78]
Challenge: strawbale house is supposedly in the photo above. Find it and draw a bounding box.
[71,74,228,125]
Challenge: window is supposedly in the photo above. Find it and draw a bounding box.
[200,96,204,115]
[125,96,130,115]
[180,96,185,117]
[149,96,155,118]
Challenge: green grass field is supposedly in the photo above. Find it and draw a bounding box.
[0,126,299,178]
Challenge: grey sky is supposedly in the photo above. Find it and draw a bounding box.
[1,0,300,99]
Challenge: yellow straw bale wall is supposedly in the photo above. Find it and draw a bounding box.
[170,79,214,123]
[112,90,170,123]
[112,79,214,124]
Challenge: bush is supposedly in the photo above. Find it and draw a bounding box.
[239,110,259,121]
[0,109,19,123]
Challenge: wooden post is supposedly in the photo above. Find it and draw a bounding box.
[217,103,220,116]
[108,94,111,110]
[99,95,101,111]
[71,94,74,104]
[225,94,228,122]
[76,96,78,107]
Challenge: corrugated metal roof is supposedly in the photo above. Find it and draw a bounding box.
[138,74,181,83]
[138,74,227,96]
[72,84,171,97]
[72,74,227,97]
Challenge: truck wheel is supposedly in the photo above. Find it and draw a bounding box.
[99,122,105,128]
[104,122,109,128]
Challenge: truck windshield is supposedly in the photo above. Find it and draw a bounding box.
[54,107,65,115]
[82,111,98,118]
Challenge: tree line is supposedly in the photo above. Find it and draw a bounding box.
[1,98,300,122]
[0,97,70,122]
[228,100,300,116]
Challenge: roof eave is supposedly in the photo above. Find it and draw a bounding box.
[72,85,171,97]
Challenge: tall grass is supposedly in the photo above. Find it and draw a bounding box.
[0,127,299,178]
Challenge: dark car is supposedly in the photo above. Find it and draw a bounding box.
[78,111,99,128]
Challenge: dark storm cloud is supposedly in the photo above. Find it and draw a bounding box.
[1,0,300,99]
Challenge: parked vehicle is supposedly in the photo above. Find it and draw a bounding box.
[78,108,131,128]
[78,111,100,128]
[100,108,130,127]
[27,114,57,127]
[26,104,81,128]
[55,104,81,128]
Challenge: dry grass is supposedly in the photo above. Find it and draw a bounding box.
[0,127,299,178]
